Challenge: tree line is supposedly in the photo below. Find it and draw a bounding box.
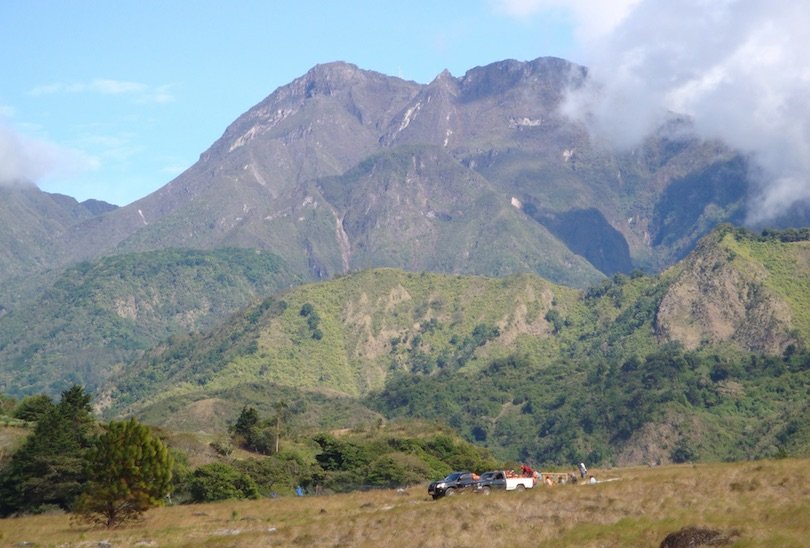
[0,386,171,527]
[0,387,500,527]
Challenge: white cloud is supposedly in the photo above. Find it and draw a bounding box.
[0,123,98,186]
[144,84,175,104]
[73,131,144,163]
[30,78,174,104]
[493,0,642,39]
[542,0,810,223]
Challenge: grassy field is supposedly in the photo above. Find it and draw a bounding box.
[0,458,807,547]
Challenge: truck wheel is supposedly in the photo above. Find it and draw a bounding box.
[480,486,491,495]
[515,484,526,492]
[445,487,456,497]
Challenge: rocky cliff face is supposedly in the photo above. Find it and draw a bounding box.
[20,58,783,288]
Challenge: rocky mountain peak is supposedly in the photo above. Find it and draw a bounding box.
[427,68,460,94]
[432,68,455,82]
[206,62,402,165]
[23,56,784,293]
[459,56,580,103]
[292,61,367,97]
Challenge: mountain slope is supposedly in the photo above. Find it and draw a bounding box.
[60,63,422,273]
[0,248,297,397]
[370,229,810,465]
[104,268,580,415]
[318,145,601,283]
[656,226,810,353]
[0,184,117,294]
[47,58,771,287]
[99,228,810,466]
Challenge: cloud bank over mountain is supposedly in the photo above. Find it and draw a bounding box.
[0,122,97,187]
[495,0,641,40]
[30,78,174,104]
[521,0,810,223]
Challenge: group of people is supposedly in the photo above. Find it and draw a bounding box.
[535,462,597,486]
[506,462,595,487]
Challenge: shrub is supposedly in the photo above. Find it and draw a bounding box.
[366,453,431,487]
[210,439,233,456]
[671,442,696,464]
[189,462,260,502]
[12,395,56,422]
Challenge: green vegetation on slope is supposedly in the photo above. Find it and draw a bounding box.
[724,228,810,340]
[128,382,383,436]
[0,248,297,397]
[107,269,580,411]
[369,344,810,466]
[101,227,810,467]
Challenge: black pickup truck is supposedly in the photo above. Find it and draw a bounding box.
[427,471,479,499]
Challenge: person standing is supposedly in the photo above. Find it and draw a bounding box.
[578,462,587,479]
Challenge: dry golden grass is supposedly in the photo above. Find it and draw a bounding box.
[1,458,808,547]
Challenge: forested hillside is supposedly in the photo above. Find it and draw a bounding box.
[90,227,810,466]
[0,248,297,396]
[103,268,578,412]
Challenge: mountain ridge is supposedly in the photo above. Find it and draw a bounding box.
[28,56,775,289]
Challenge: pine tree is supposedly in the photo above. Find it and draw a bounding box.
[232,405,260,450]
[74,418,173,527]
[0,385,95,515]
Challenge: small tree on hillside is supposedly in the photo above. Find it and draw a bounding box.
[232,405,260,449]
[272,401,290,454]
[74,418,173,527]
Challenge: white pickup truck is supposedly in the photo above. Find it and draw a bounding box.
[475,470,535,494]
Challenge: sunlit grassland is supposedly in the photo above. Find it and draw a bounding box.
[2,458,807,547]
[168,269,579,400]
[745,239,810,341]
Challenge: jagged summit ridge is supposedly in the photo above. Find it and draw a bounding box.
[26,56,771,290]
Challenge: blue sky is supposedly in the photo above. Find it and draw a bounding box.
[2,1,808,220]
[0,1,577,205]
